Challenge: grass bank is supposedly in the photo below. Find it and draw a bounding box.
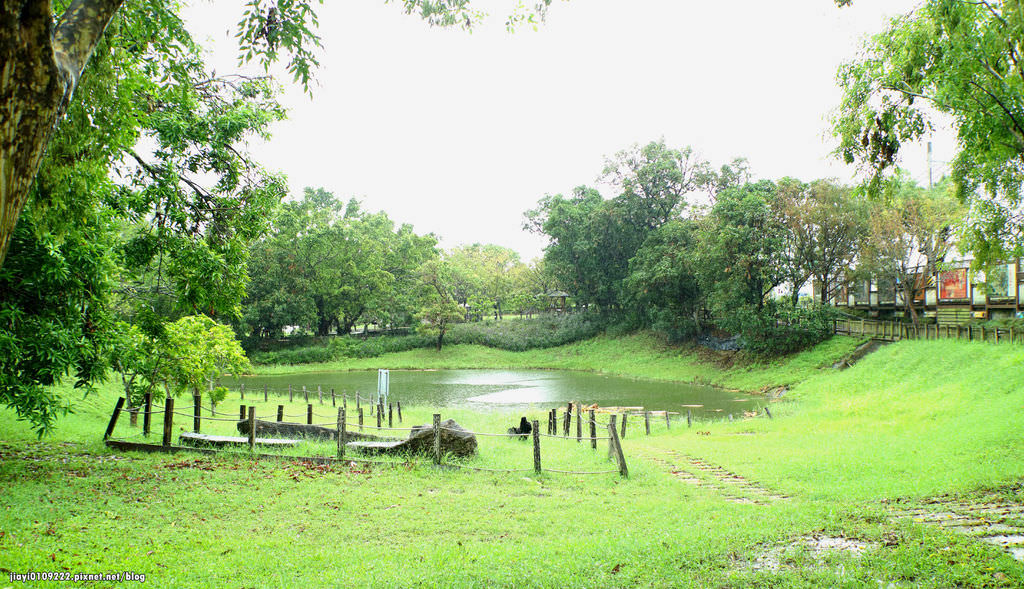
[1,335,1023,587]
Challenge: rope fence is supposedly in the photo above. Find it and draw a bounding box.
[101,398,631,478]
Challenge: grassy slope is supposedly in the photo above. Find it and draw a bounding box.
[1,335,1023,587]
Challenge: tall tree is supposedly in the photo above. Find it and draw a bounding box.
[833,0,1019,262]
[0,0,561,270]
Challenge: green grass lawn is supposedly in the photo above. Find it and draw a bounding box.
[1,335,1023,587]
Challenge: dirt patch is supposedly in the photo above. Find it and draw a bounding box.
[747,534,875,572]
[890,498,1024,561]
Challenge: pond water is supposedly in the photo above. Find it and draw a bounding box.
[232,370,761,417]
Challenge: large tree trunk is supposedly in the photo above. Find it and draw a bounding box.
[0,0,124,269]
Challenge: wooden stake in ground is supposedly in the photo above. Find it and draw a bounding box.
[433,413,442,465]
[608,415,618,460]
[264,384,268,403]
[358,407,364,432]
[576,402,582,443]
[532,419,541,474]
[143,393,152,437]
[103,397,126,441]
[397,401,402,423]
[589,408,597,450]
[277,405,284,422]
[620,413,628,439]
[239,405,246,421]
[337,408,346,460]
[247,406,256,451]
[193,395,201,433]
[644,411,651,435]
[608,422,628,478]
[307,404,313,425]
[162,397,175,447]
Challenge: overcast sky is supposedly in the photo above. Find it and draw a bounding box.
[182,0,944,261]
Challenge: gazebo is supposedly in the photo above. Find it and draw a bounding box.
[546,291,570,313]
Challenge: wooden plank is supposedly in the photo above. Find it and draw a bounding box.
[179,432,298,448]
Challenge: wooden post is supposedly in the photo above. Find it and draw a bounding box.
[143,393,152,437]
[608,423,628,478]
[162,397,174,447]
[264,384,268,403]
[378,403,384,425]
[589,408,597,450]
[356,393,361,413]
[764,406,773,419]
[289,385,293,402]
[239,404,246,421]
[397,401,402,423]
[240,383,244,400]
[388,403,393,428]
[337,408,346,459]
[343,392,347,411]
[247,406,256,451]
[532,420,541,474]
[665,411,671,430]
[575,403,582,443]
[644,411,651,436]
[318,385,323,404]
[996,329,1001,344]
[307,404,313,425]
[687,409,692,428]
[620,413,628,439]
[303,386,308,403]
[331,388,336,407]
[608,415,618,460]
[563,403,571,436]
[103,397,126,441]
[277,405,284,422]
[358,407,364,432]
[376,406,382,429]
[432,413,442,465]
[193,394,201,433]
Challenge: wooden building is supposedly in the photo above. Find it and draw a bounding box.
[828,260,1023,325]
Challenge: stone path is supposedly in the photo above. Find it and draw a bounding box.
[890,499,1024,561]
[636,446,789,505]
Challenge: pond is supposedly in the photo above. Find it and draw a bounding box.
[232,370,761,418]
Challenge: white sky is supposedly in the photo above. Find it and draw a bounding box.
[181,0,946,261]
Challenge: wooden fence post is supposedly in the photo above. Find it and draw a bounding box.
[563,403,571,436]
[433,413,442,465]
[331,388,336,407]
[162,397,174,447]
[621,413,628,439]
[318,385,323,404]
[388,403,393,428]
[575,402,582,443]
[303,386,308,403]
[264,384,268,403]
[608,415,618,460]
[247,406,256,451]
[608,422,628,478]
[240,383,244,400]
[644,411,651,436]
[239,405,246,421]
[589,408,597,450]
[376,406,382,429]
[397,401,402,423]
[356,393,361,414]
[532,420,541,474]
[103,397,126,441]
[764,406,773,419]
[143,393,152,437]
[338,408,346,459]
[289,385,293,403]
[687,409,692,428]
[665,411,671,430]
[277,405,284,422]
[193,394,201,433]
[358,407,364,432]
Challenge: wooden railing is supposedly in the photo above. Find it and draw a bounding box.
[834,318,1020,344]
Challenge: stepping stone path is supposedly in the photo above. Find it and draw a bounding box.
[637,447,789,505]
[890,500,1024,561]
